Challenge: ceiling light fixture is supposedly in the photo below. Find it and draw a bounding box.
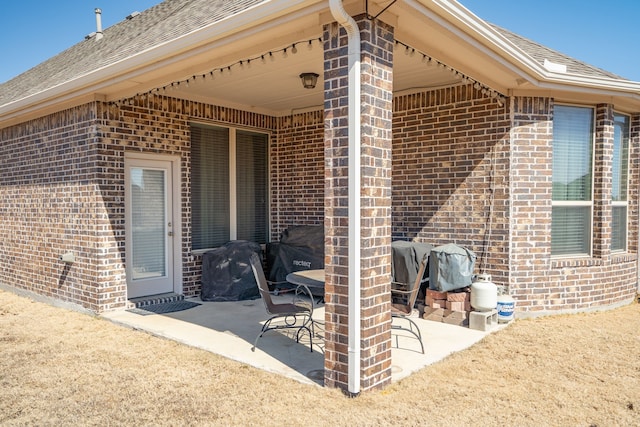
[299,72,319,89]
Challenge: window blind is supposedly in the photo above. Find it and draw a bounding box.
[191,125,230,250]
[612,113,630,251]
[236,130,268,243]
[552,105,593,202]
[551,105,594,256]
[131,168,166,278]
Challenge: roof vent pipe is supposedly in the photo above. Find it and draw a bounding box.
[95,8,104,40]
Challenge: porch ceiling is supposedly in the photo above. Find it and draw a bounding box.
[143,34,466,116]
[102,0,483,117]
[100,0,639,116]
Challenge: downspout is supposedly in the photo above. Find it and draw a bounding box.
[329,0,361,396]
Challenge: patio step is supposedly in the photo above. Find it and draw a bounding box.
[128,293,184,309]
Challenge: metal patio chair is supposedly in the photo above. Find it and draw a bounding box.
[390,253,428,354]
[249,252,315,352]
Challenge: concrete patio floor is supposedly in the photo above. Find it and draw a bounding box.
[102,295,500,387]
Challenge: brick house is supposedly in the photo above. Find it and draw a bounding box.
[1,0,639,393]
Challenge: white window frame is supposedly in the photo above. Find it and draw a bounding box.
[190,122,270,254]
[611,112,630,253]
[551,104,595,258]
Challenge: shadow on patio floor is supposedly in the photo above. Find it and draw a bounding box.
[102,295,501,386]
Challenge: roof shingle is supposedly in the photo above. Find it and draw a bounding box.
[0,0,264,106]
[0,0,631,108]
[490,23,624,80]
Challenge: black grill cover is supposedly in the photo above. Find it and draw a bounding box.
[266,225,324,285]
[391,241,433,285]
[200,240,261,301]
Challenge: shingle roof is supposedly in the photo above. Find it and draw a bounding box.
[0,0,264,106]
[0,0,631,108]
[490,23,624,80]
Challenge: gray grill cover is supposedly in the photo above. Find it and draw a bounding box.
[200,240,261,301]
[429,243,476,292]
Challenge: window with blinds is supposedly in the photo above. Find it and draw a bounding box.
[236,130,268,243]
[191,124,268,250]
[612,113,630,251]
[551,105,594,256]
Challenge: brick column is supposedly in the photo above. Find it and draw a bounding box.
[323,15,394,392]
[593,104,614,260]
[509,97,553,313]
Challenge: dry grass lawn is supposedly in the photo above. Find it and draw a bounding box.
[1,289,639,426]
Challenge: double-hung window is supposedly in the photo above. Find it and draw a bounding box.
[191,124,268,251]
[551,105,594,256]
[612,113,630,252]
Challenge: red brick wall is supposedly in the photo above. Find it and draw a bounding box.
[0,104,108,311]
[1,89,637,317]
[392,93,638,315]
[630,113,640,270]
[392,86,511,285]
[509,99,638,315]
[270,111,325,239]
[97,97,276,307]
[593,104,614,259]
[0,97,278,311]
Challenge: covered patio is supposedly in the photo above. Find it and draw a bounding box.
[106,0,510,394]
[3,0,638,397]
[102,296,500,386]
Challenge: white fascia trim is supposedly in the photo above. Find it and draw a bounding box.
[0,0,323,120]
[412,0,640,98]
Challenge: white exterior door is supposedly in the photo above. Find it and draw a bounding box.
[125,157,177,298]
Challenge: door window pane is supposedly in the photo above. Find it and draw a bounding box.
[131,168,166,279]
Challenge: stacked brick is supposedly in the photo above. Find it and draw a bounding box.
[423,288,472,326]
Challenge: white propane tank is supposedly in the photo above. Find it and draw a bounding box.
[470,273,497,312]
[496,290,515,323]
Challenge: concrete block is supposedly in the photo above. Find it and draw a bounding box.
[469,309,498,331]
